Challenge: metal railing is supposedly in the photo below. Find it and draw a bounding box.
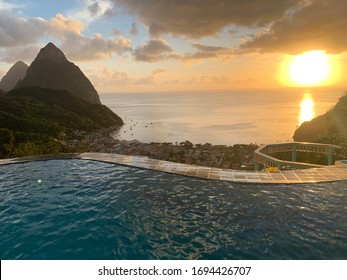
[254,142,347,171]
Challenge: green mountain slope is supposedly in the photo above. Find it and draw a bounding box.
[0,86,123,157]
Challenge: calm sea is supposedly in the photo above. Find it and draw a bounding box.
[100,88,345,145]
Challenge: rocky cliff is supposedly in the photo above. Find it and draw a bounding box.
[293,94,347,144]
[0,61,28,91]
[17,43,101,104]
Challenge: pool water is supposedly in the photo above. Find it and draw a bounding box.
[0,160,346,260]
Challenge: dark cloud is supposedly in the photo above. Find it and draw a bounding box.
[110,0,300,38]
[103,8,115,18]
[238,0,347,54]
[133,39,176,62]
[152,68,167,75]
[130,22,139,36]
[133,40,232,63]
[228,30,239,38]
[88,2,101,16]
[112,29,122,36]
[109,0,347,55]
[192,44,228,53]
[182,43,232,62]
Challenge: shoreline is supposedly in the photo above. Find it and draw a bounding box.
[68,127,259,171]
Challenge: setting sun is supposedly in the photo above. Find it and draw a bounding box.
[288,50,331,86]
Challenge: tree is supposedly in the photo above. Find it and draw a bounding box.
[1,129,15,157]
[180,140,193,148]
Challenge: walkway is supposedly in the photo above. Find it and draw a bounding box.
[1,152,347,184]
[254,142,346,171]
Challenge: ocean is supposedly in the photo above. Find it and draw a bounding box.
[100,88,345,145]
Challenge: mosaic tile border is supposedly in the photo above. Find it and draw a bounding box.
[1,152,347,184]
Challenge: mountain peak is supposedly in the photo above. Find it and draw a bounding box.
[13,61,28,68]
[36,42,68,63]
[0,61,28,91]
[16,43,101,104]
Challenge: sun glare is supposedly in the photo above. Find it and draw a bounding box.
[289,50,330,86]
[284,50,333,87]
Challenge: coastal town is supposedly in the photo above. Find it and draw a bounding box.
[68,127,259,170]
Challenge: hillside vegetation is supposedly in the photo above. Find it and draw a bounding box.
[0,86,123,158]
[294,93,347,147]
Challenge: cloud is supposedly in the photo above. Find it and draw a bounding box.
[133,76,154,85]
[0,12,85,50]
[200,75,231,84]
[88,2,101,16]
[152,68,167,75]
[192,44,229,53]
[0,45,40,63]
[238,0,347,54]
[48,13,85,38]
[61,34,132,61]
[109,0,300,38]
[133,39,177,62]
[0,12,133,63]
[0,9,44,63]
[67,0,113,25]
[233,77,258,84]
[164,75,231,86]
[133,40,233,63]
[90,66,167,87]
[48,13,132,61]
[108,0,347,55]
[182,43,232,62]
[134,68,167,84]
[130,22,139,36]
[228,30,239,38]
[112,29,123,36]
[91,66,132,86]
[0,12,47,48]
[0,0,19,11]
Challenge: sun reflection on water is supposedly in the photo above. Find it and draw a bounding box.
[299,93,315,126]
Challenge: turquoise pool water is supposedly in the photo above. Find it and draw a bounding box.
[0,160,346,260]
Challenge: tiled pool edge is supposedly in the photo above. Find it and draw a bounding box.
[0,153,80,165]
[1,152,347,184]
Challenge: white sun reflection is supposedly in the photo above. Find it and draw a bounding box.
[299,93,315,126]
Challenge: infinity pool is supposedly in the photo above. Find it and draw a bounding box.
[0,160,346,259]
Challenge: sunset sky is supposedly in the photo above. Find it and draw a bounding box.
[1,0,347,93]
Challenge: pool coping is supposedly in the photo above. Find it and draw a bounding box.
[1,152,347,184]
